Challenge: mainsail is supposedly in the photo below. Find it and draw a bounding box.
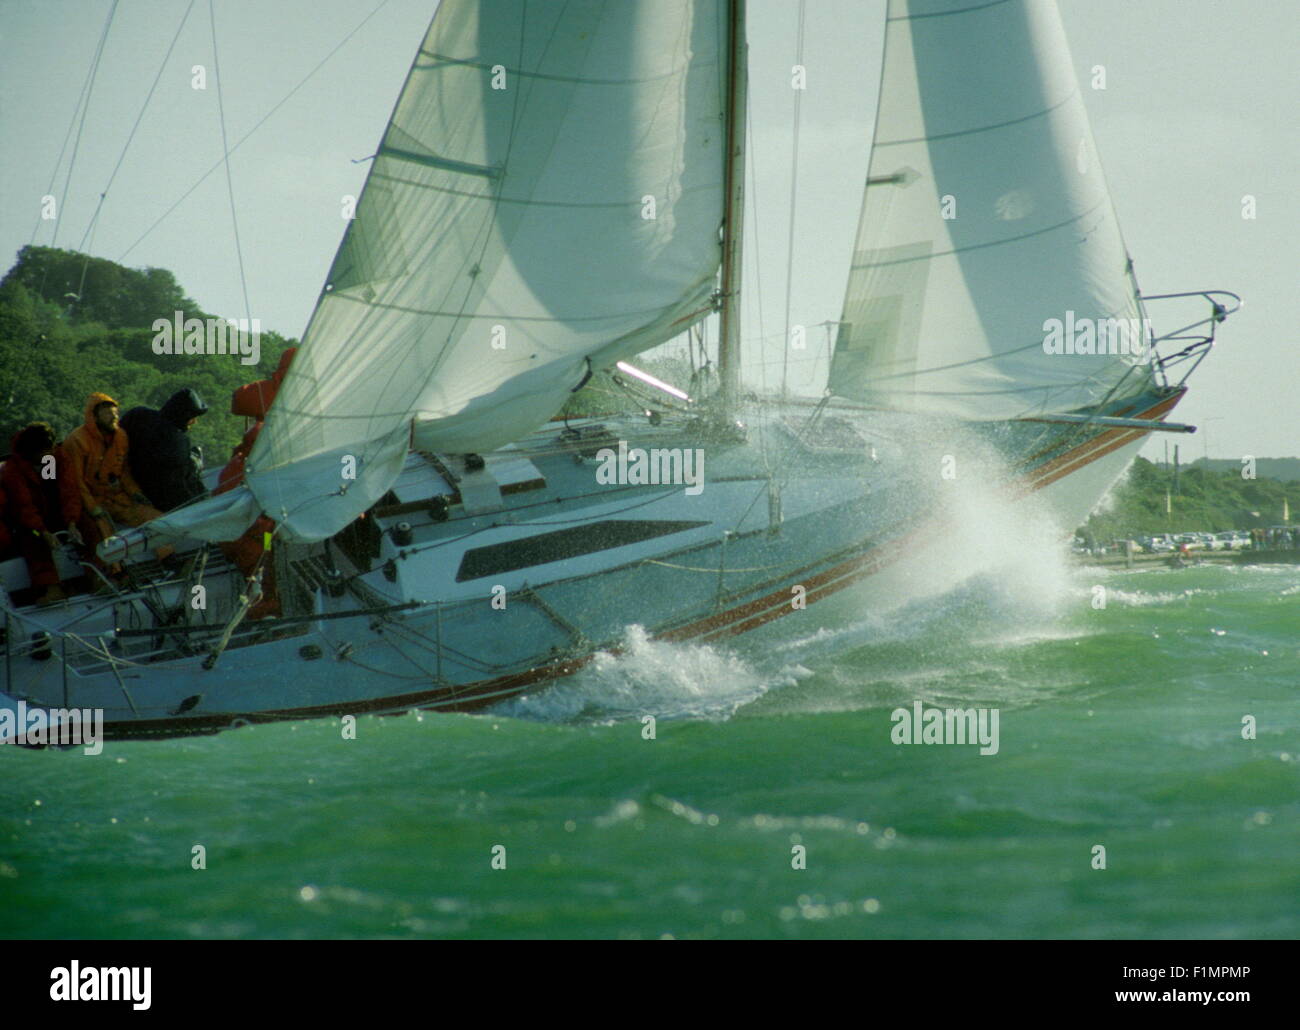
[138,0,729,547]
[829,0,1148,419]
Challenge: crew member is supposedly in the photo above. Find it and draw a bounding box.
[0,422,81,605]
[62,392,163,557]
[215,349,296,619]
[120,388,210,511]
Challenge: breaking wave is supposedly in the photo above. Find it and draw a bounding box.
[495,624,812,724]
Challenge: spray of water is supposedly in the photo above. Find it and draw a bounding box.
[743,424,1095,711]
[501,418,1097,724]
[839,417,1076,637]
[496,624,812,725]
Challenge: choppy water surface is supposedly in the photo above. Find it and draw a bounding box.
[3,554,1296,938]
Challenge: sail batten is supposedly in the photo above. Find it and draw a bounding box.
[830,0,1147,420]
[378,146,501,178]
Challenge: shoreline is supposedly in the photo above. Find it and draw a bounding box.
[1072,549,1300,568]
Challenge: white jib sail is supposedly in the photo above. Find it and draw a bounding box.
[829,0,1149,420]
[238,0,728,541]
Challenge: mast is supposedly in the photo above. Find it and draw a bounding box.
[717,0,747,408]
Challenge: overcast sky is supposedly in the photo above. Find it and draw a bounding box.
[1,0,1295,459]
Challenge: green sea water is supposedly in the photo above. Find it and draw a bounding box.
[2,557,1296,939]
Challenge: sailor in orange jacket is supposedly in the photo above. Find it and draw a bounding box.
[62,392,163,554]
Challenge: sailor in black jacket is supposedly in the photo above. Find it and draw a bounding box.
[120,389,210,512]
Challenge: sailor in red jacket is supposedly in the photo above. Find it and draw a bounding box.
[216,348,296,619]
[1,422,82,605]
[229,346,296,423]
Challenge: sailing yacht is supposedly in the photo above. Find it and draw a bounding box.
[1,0,1237,742]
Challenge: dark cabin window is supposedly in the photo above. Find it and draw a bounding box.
[455,520,709,582]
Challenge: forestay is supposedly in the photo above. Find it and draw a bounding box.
[830,0,1148,419]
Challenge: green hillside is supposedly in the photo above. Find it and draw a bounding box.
[0,245,293,467]
[1079,456,1295,539]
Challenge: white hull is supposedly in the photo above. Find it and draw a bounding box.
[0,389,1184,742]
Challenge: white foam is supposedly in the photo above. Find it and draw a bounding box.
[1100,586,1218,607]
[496,624,812,724]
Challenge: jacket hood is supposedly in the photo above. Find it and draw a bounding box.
[6,424,55,467]
[161,388,209,427]
[83,391,118,429]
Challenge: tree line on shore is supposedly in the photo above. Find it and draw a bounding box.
[1078,455,1294,541]
[0,246,291,466]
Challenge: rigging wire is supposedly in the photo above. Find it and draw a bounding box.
[778,0,806,400]
[208,0,254,330]
[76,0,197,297]
[48,0,119,254]
[11,0,116,413]
[28,25,102,247]
[117,0,392,262]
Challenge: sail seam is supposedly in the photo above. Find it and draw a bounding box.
[848,200,1108,270]
[875,89,1075,147]
[324,290,715,324]
[370,169,718,209]
[416,48,700,86]
[415,0,552,405]
[859,298,1145,380]
[887,0,1014,22]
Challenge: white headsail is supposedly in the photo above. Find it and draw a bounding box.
[128,0,728,549]
[830,0,1148,419]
